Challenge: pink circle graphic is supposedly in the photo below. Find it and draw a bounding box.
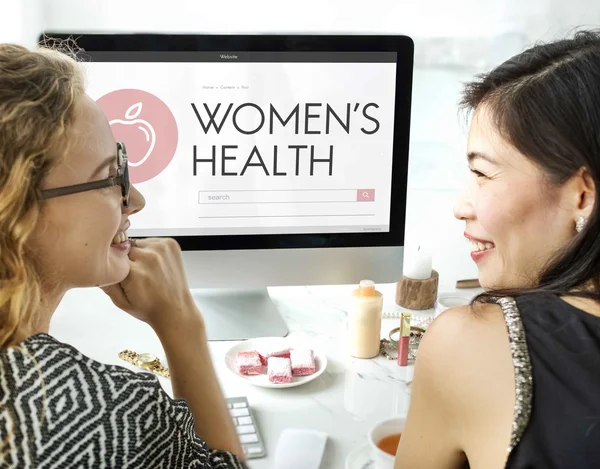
[96,89,178,184]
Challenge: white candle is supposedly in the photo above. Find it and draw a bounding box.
[403,244,432,280]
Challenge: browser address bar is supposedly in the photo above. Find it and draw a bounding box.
[198,189,375,204]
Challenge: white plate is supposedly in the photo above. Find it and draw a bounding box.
[345,443,377,469]
[224,337,327,389]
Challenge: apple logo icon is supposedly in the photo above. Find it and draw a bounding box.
[96,89,179,184]
[109,102,156,168]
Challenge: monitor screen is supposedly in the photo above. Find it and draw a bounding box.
[42,34,413,251]
[85,51,396,237]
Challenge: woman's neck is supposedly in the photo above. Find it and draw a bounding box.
[11,286,65,345]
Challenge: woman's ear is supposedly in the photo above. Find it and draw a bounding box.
[562,167,596,220]
[574,166,595,218]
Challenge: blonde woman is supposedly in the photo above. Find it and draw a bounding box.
[0,43,246,468]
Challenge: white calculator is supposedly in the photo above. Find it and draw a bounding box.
[227,396,266,459]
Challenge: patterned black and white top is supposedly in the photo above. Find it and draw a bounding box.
[0,333,246,469]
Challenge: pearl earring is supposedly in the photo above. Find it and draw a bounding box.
[576,216,587,233]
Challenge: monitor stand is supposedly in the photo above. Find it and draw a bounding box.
[189,287,289,341]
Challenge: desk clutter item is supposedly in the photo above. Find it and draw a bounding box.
[395,269,439,310]
[291,349,317,376]
[380,323,426,363]
[118,350,170,378]
[397,313,411,367]
[235,346,316,384]
[257,343,291,365]
[456,278,480,289]
[396,244,439,309]
[225,337,327,388]
[227,396,266,459]
[273,428,328,469]
[382,311,434,328]
[402,244,433,280]
[435,292,474,317]
[345,444,376,469]
[236,351,263,375]
[267,356,293,384]
[348,279,383,358]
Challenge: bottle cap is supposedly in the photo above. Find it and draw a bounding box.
[358,279,376,295]
[400,313,412,336]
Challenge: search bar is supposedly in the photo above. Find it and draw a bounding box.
[198,189,375,204]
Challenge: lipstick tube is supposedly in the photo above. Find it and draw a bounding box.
[398,313,411,366]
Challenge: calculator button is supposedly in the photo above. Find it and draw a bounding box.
[247,446,263,455]
[240,434,259,444]
[237,416,252,425]
[233,402,247,408]
[230,408,250,417]
[237,425,256,434]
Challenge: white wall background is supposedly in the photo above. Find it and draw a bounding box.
[1,0,599,285]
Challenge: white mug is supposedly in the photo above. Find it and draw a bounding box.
[367,416,405,469]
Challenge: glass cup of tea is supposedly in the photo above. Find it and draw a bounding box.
[367,416,405,469]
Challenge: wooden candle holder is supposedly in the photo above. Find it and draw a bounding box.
[395,270,439,310]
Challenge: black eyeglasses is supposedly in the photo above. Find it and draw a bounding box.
[40,142,130,208]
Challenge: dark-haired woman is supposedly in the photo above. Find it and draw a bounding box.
[395,30,600,469]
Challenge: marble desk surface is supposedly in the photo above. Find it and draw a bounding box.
[49,281,481,468]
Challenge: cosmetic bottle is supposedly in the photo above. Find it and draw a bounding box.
[398,313,411,366]
[348,280,383,359]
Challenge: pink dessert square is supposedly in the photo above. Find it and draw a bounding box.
[257,344,291,366]
[290,349,316,376]
[267,357,292,384]
[236,351,263,375]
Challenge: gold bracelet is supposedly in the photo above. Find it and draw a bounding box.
[118,350,171,379]
[387,325,426,347]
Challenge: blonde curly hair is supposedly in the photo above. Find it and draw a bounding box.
[0,40,85,348]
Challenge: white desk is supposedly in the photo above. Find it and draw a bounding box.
[49,281,480,468]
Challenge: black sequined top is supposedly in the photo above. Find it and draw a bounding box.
[498,294,600,469]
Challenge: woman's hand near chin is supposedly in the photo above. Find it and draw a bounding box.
[100,237,203,333]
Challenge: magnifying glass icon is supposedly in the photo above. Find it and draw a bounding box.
[357,189,375,201]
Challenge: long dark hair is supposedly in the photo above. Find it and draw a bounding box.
[459,29,600,303]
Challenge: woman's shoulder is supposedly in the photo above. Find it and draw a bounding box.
[416,298,529,453]
[417,299,510,379]
[417,299,518,415]
[425,294,533,347]
[0,332,191,432]
[422,299,510,356]
[0,332,87,378]
[1,333,145,385]
[0,333,170,409]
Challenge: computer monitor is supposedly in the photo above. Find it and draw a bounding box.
[41,32,414,340]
